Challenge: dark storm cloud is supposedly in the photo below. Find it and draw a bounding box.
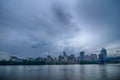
[0,0,120,58]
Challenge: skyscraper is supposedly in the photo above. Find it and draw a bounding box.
[100,48,107,59]
[63,51,68,62]
[80,51,85,61]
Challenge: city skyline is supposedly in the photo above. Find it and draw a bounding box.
[0,48,106,64]
[0,48,108,61]
[0,48,119,65]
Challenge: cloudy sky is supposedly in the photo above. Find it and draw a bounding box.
[0,0,120,58]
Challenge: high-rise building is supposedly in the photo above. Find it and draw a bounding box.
[84,55,91,61]
[80,51,85,61]
[100,48,107,59]
[10,56,18,61]
[63,51,68,62]
[68,54,76,63]
[63,51,67,57]
[47,55,53,62]
[90,54,97,60]
[58,55,64,62]
[10,56,22,62]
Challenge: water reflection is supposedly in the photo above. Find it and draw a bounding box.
[0,64,120,80]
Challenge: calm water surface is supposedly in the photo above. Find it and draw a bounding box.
[0,64,120,80]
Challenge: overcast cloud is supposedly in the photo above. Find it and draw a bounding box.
[0,0,120,58]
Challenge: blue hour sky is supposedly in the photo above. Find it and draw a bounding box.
[0,0,120,58]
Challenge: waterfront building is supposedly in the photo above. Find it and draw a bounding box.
[47,55,53,62]
[68,54,76,63]
[35,57,42,61]
[84,55,91,61]
[26,57,34,61]
[63,51,68,62]
[58,55,64,62]
[10,56,22,62]
[90,54,97,60]
[80,51,85,61]
[100,48,107,59]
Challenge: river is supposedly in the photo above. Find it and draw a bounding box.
[0,64,120,80]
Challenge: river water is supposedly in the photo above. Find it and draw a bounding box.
[0,64,120,80]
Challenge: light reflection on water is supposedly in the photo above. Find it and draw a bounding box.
[0,64,120,80]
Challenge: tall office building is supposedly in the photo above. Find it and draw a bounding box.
[100,48,107,59]
[63,51,68,62]
[80,51,85,61]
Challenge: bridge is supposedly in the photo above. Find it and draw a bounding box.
[98,56,120,64]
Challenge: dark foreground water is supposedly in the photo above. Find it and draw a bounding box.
[0,64,120,80]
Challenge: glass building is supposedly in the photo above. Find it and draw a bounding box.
[100,48,107,59]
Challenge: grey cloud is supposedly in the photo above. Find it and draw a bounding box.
[75,0,120,48]
[52,4,72,25]
[0,0,80,57]
[0,0,120,57]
